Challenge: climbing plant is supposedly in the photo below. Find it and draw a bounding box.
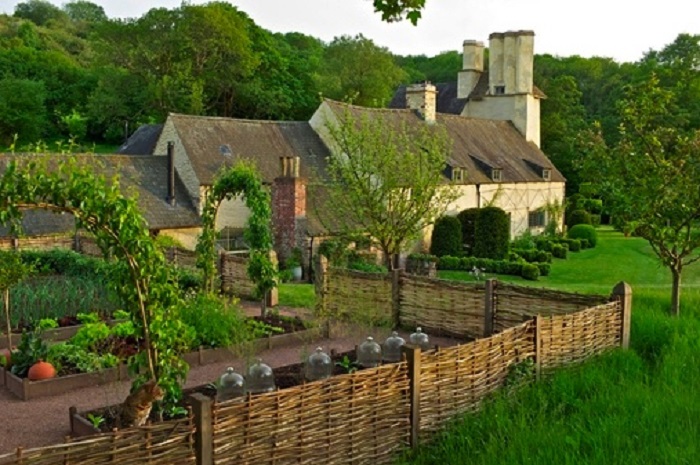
[0,156,192,404]
[196,162,276,304]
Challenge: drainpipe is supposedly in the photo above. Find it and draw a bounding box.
[167,141,176,206]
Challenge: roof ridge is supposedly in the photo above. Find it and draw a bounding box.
[169,112,308,125]
[323,98,417,115]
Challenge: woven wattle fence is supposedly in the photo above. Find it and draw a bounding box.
[418,322,536,437]
[324,268,394,326]
[0,415,196,465]
[0,235,74,252]
[211,363,410,465]
[219,252,256,298]
[400,274,485,339]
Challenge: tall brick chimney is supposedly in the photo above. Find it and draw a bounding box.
[405,82,437,123]
[271,156,306,262]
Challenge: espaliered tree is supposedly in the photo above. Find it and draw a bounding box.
[0,156,191,403]
[196,162,276,314]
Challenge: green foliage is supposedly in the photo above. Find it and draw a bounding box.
[196,162,275,298]
[347,261,388,274]
[179,294,246,349]
[474,207,510,260]
[47,341,118,374]
[457,208,479,255]
[76,311,100,324]
[37,318,58,330]
[430,215,463,258]
[71,322,110,351]
[0,78,47,145]
[372,0,425,24]
[10,330,48,378]
[510,229,536,251]
[567,209,592,228]
[110,320,136,338]
[568,224,599,249]
[551,243,568,259]
[520,263,540,281]
[511,248,552,264]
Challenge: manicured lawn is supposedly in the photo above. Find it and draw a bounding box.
[278,282,315,309]
[399,228,700,465]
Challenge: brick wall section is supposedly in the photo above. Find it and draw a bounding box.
[271,176,306,263]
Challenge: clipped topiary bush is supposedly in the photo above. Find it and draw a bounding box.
[567,209,592,228]
[520,263,540,281]
[430,215,463,257]
[536,262,550,276]
[457,208,480,255]
[474,206,510,260]
[551,243,568,259]
[568,224,598,248]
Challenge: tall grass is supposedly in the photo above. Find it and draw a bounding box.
[400,229,700,464]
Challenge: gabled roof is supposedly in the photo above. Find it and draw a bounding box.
[117,124,164,155]
[321,99,564,184]
[0,154,200,236]
[389,73,547,115]
[167,114,330,185]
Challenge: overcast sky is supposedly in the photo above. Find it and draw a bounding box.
[2,0,699,63]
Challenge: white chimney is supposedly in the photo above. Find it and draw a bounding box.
[488,30,534,95]
[458,40,484,99]
[406,82,437,123]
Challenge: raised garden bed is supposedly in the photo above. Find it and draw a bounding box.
[0,318,127,350]
[5,325,323,402]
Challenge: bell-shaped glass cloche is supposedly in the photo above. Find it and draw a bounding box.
[217,367,245,402]
[357,336,382,368]
[305,347,333,381]
[409,327,431,350]
[382,331,406,363]
[246,358,276,394]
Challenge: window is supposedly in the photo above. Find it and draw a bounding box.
[491,168,502,182]
[528,210,546,228]
[542,168,551,181]
[452,167,465,182]
[219,144,232,157]
[494,85,506,95]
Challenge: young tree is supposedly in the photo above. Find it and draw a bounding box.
[320,108,458,269]
[579,75,700,315]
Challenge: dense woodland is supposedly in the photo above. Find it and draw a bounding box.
[1,0,699,196]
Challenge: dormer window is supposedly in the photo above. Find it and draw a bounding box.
[452,167,466,182]
[542,168,552,181]
[219,144,232,157]
[494,85,506,95]
[491,168,502,182]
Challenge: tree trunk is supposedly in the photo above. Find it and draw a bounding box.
[670,267,681,316]
[4,288,11,350]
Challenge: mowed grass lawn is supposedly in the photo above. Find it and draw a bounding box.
[399,228,700,465]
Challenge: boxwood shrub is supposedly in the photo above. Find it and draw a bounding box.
[567,209,592,228]
[474,206,510,260]
[430,215,463,257]
[551,243,568,259]
[520,263,540,281]
[511,248,552,263]
[568,224,598,248]
[457,208,480,256]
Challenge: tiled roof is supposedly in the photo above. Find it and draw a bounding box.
[322,99,564,184]
[168,114,330,185]
[0,154,200,235]
[117,124,164,155]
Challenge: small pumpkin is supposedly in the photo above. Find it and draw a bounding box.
[0,348,12,368]
[28,360,56,381]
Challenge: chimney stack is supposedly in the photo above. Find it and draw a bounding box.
[405,82,437,123]
[488,30,534,95]
[458,40,484,99]
[166,141,176,206]
[272,156,306,262]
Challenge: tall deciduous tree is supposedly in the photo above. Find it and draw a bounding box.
[579,75,700,315]
[320,108,458,268]
[319,34,407,108]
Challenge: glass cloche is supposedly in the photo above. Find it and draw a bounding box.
[217,367,245,402]
[383,331,405,363]
[409,327,431,350]
[357,336,382,368]
[305,347,333,381]
[246,358,276,394]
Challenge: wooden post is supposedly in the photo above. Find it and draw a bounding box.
[402,345,422,448]
[391,269,401,328]
[534,315,542,381]
[314,255,330,338]
[190,393,213,465]
[483,278,496,337]
[612,281,632,349]
[73,231,81,253]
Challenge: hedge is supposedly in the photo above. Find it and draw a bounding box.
[474,206,510,260]
[438,255,548,280]
[430,215,463,257]
[568,224,598,248]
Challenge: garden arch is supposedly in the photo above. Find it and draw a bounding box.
[195,162,276,298]
[0,157,187,398]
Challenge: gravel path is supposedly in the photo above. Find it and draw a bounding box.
[0,303,462,455]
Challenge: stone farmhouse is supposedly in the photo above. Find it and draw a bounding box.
[0,30,564,269]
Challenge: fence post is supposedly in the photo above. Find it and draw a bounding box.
[483,278,496,337]
[402,345,422,448]
[73,231,81,253]
[218,252,226,295]
[612,281,632,349]
[190,393,213,465]
[534,315,542,381]
[392,269,401,328]
[314,254,330,338]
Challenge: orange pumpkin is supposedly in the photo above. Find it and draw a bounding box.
[28,360,56,381]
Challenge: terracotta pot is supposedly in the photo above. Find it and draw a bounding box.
[0,348,11,367]
[28,360,56,381]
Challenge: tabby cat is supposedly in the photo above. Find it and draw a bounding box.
[120,380,164,427]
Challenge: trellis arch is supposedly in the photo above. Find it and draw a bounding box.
[0,157,188,400]
[196,161,276,297]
